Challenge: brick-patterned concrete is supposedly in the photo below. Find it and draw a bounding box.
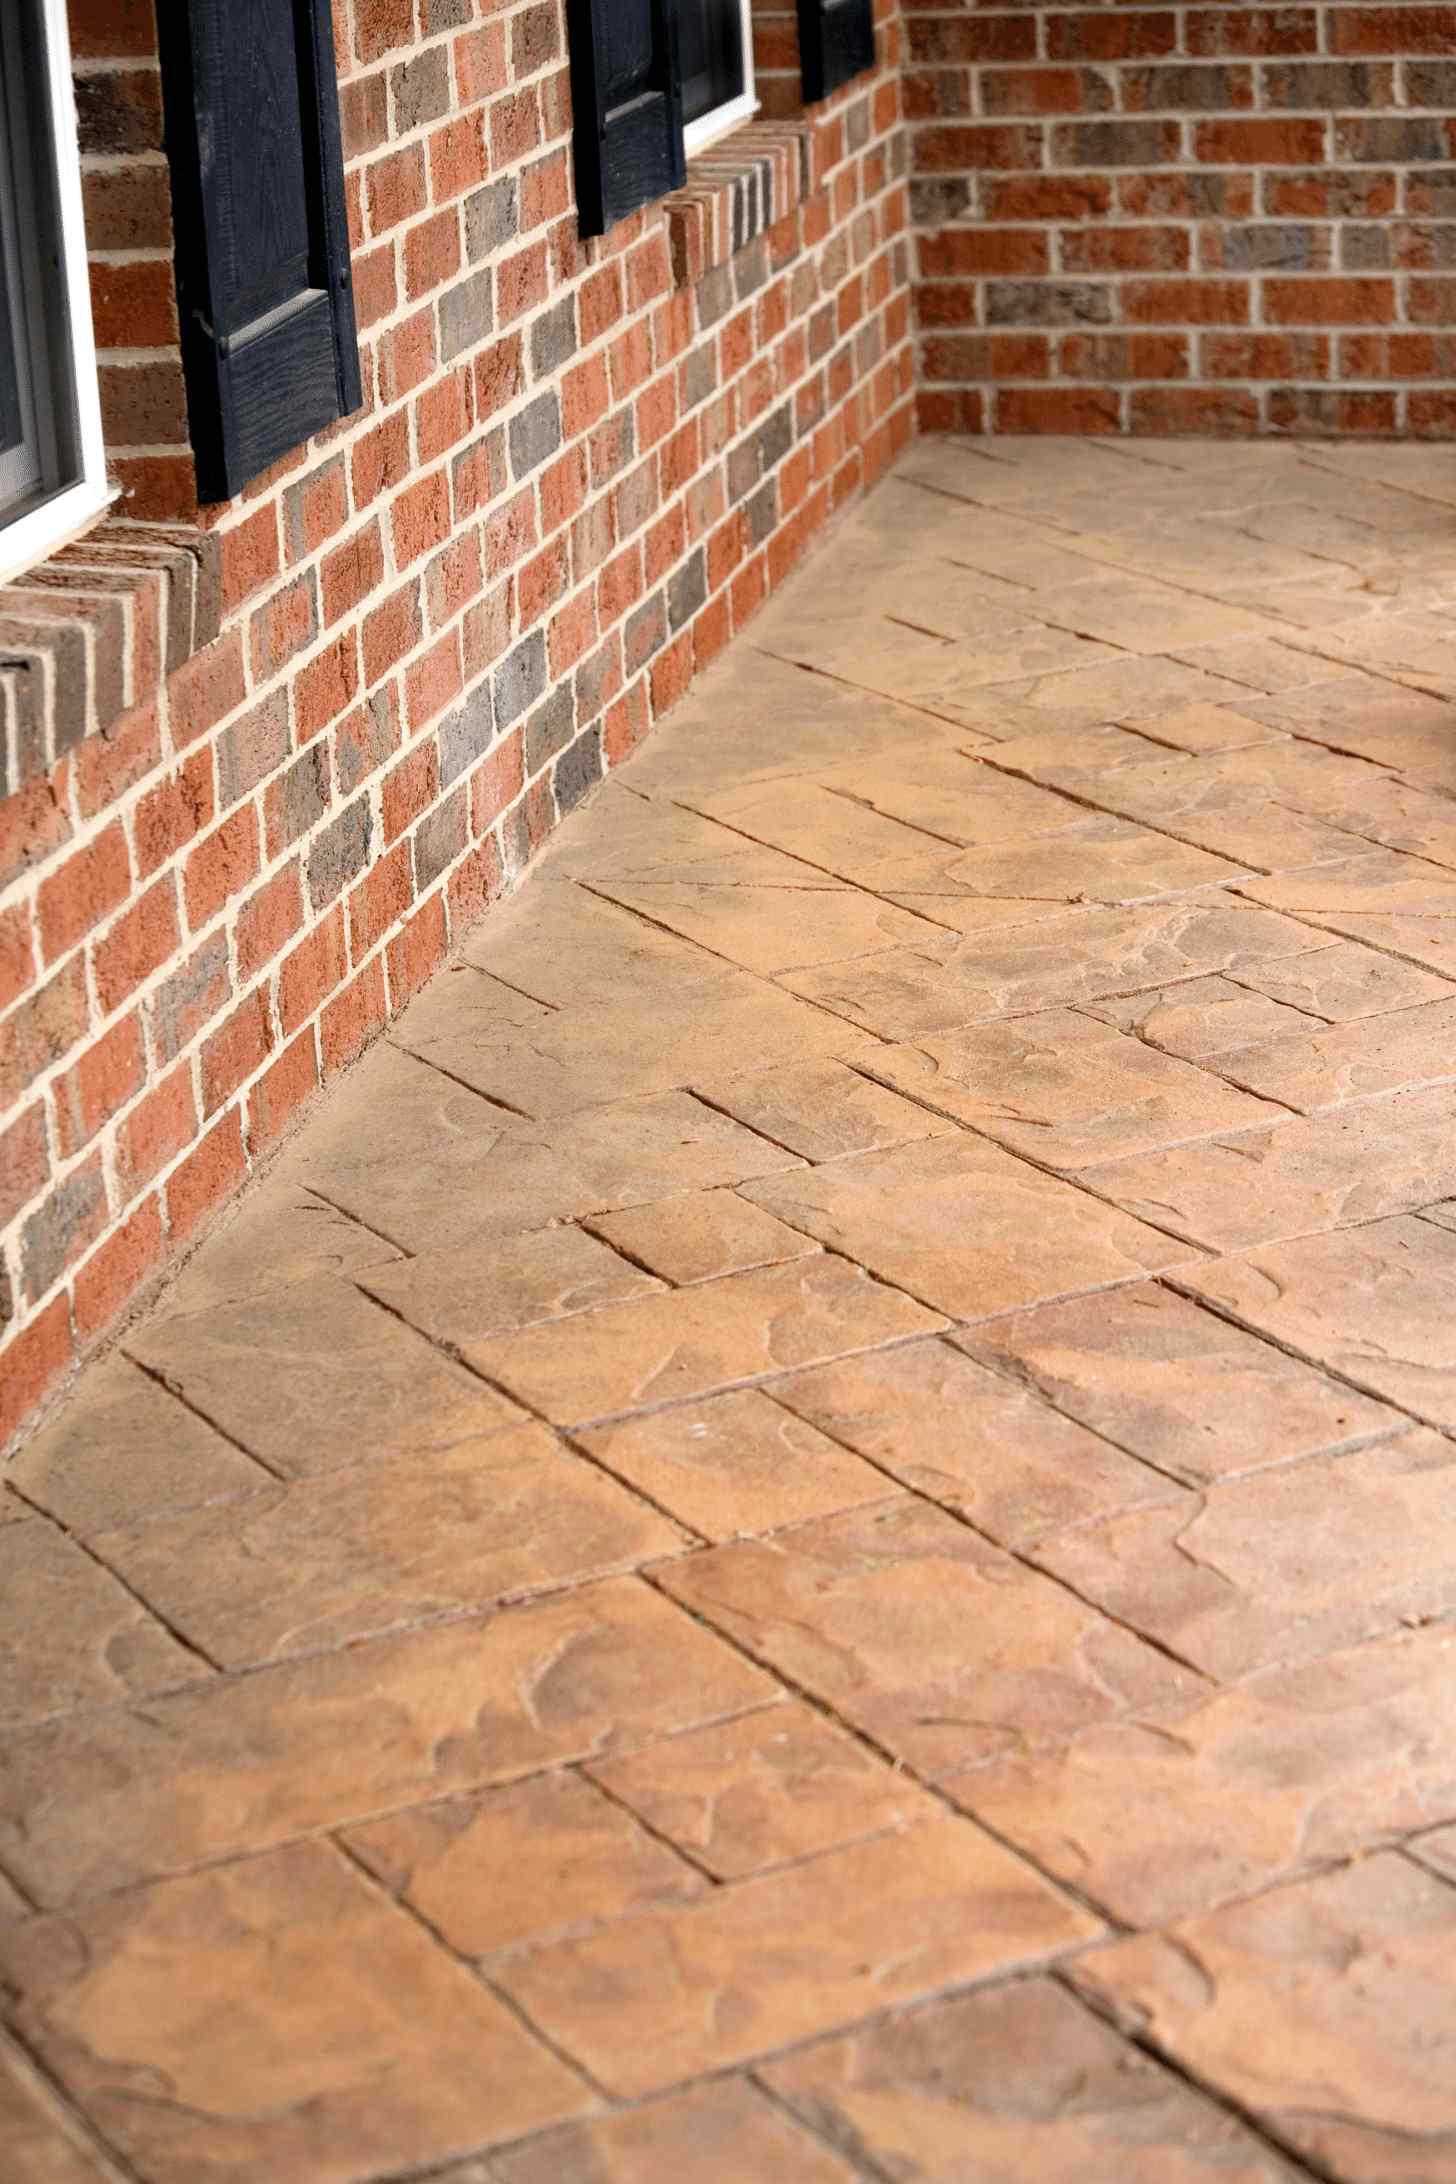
[7,436,1456,2179]
[907,1,1456,436]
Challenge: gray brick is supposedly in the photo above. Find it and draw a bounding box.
[307,797,373,910]
[1408,60,1456,105]
[733,238,770,304]
[1265,60,1390,108]
[508,391,562,479]
[681,341,717,411]
[1342,224,1392,271]
[414,789,468,889]
[150,934,231,1067]
[910,178,971,226]
[439,269,494,363]
[667,549,707,636]
[745,481,777,549]
[494,631,547,728]
[439,683,494,788]
[624,594,668,673]
[695,264,735,328]
[1123,64,1250,111]
[555,725,602,816]
[1336,116,1446,164]
[421,0,469,28]
[987,281,1113,326]
[524,684,574,776]
[217,691,291,808]
[268,746,330,852]
[392,46,450,132]
[1219,223,1324,271]
[466,178,518,263]
[21,1163,107,1305]
[1054,121,1181,168]
[337,688,397,796]
[530,297,577,382]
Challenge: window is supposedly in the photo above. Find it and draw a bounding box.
[680,0,757,158]
[0,0,107,584]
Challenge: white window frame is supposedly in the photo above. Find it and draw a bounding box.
[0,0,109,588]
[682,0,759,158]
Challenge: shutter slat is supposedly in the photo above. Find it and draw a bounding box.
[797,0,875,105]
[160,0,361,504]
[568,0,686,237]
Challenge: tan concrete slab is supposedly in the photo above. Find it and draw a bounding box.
[0,2038,121,2183]
[658,1497,1200,1777]
[126,1276,525,1473]
[358,1223,662,1346]
[961,1281,1400,1485]
[1233,937,1456,1020]
[588,1699,935,1879]
[1070,1854,1456,2184]
[343,1769,705,1960]
[763,1979,1303,2184]
[6,1354,267,1535]
[0,1521,206,1728]
[586,1189,818,1284]
[485,2079,860,2184]
[0,1577,774,1906]
[89,1425,684,1666]
[743,1135,1198,1322]
[863,1010,1285,1169]
[1182,1213,1456,1425]
[1085,975,1321,1058]
[1033,1432,1456,1678]
[0,1842,588,2184]
[693,1055,953,1161]
[464,1256,946,1423]
[577,1388,892,1539]
[774,1336,1182,1545]
[1080,1084,1456,1251]
[954,1622,1456,1926]
[496,1816,1100,2097]
[1210,994,1456,1112]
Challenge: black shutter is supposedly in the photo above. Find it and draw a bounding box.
[159,0,361,504]
[567,0,686,238]
[797,0,875,103]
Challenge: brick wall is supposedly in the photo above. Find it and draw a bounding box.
[0,0,913,1448]
[907,2,1456,435]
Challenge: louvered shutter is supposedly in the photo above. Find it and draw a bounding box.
[797,0,875,103]
[159,0,361,504]
[567,0,686,238]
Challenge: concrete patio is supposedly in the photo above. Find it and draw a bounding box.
[8,432,1456,2180]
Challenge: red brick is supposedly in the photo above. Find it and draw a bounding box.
[168,630,245,747]
[430,113,488,197]
[1330,5,1456,50]
[237,862,305,980]
[116,1062,197,1199]
[994,385,1123,431]
[352,412,412,509]
[250,572,319,678]
[321,955,388,1075]
[200,990,274,1116]
[404,629,464,730]
[0,1104,48,1228]
[37,823,130,967]
[392,468,452,567]
[132,753,212,881]
[52,1013,145,1160]
[73,1195,165,1344]
[363,580,424,682]
[219,503,281,613]
[166,1106,247,1245]
[184,807,259,932]
[919,229,1050,277]
[405,207,462,300]
[1047,10,1178,57]
[247,1030,320,1156]
[1265,277,1395,323]
[322,523,386,625]
[1194,118,1328,163]
[367,143,427,235]
[279,906,348,1035]
[74,700,163,820]
[1122,279,1251,324]
[385,891,448,1011]
[348,839,414,960]
[1129,384,1262,431]
[0,1297,73,1453]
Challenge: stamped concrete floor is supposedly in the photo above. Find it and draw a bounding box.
[11,437,1456,2181]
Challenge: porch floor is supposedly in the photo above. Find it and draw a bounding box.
[11,435,1456,2179]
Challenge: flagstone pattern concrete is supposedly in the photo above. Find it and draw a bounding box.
[7,436,1456,2179]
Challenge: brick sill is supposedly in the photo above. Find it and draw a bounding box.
[0,517,220,814]
[661,120,811,288]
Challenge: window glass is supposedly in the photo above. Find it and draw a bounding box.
[679,0,745,128]
[0,0,82,528]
